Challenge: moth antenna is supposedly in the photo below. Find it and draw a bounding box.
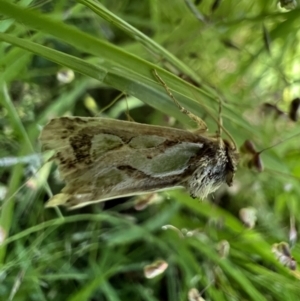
[153,69,237,150]
[153,69,207,132]
[258,132,300,154]
[265,168,300,180]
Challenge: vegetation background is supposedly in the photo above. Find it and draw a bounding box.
[0,0,300,300]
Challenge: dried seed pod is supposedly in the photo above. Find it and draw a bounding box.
[272,242,297,271]
[143,260,168,279]
[56,68,75,84]
[240,132,300,173]
[240,140,257,155]
[249,153,264,173]
[239,207,257,229]
[240,140,264,172]
[217,240,230,258]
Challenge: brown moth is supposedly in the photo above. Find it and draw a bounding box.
[40,117,238,209]
[40,72,239,209]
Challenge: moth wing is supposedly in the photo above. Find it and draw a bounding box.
[40,117,212,209]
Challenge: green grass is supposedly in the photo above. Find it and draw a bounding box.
[0,0,300,300]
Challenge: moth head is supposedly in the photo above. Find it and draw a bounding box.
[188,139,239,199]
[223,139,239,187]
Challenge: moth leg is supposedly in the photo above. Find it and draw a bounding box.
[124,94,136,122]
[216,97,223,147]
[153,69,207,132]
[98,92,124,115]
[215,97,237,150]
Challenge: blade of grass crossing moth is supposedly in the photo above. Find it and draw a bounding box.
[76,0,201,83]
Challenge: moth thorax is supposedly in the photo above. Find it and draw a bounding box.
[187,148,230,199]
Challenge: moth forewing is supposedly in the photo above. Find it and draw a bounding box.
[40,117,239,209]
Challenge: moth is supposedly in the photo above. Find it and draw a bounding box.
[40,73,239,209]
[40,117,239,209]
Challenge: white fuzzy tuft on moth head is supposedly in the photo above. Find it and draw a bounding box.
[187,140,238,199]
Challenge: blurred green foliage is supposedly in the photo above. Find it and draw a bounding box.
[0,0,300,300]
